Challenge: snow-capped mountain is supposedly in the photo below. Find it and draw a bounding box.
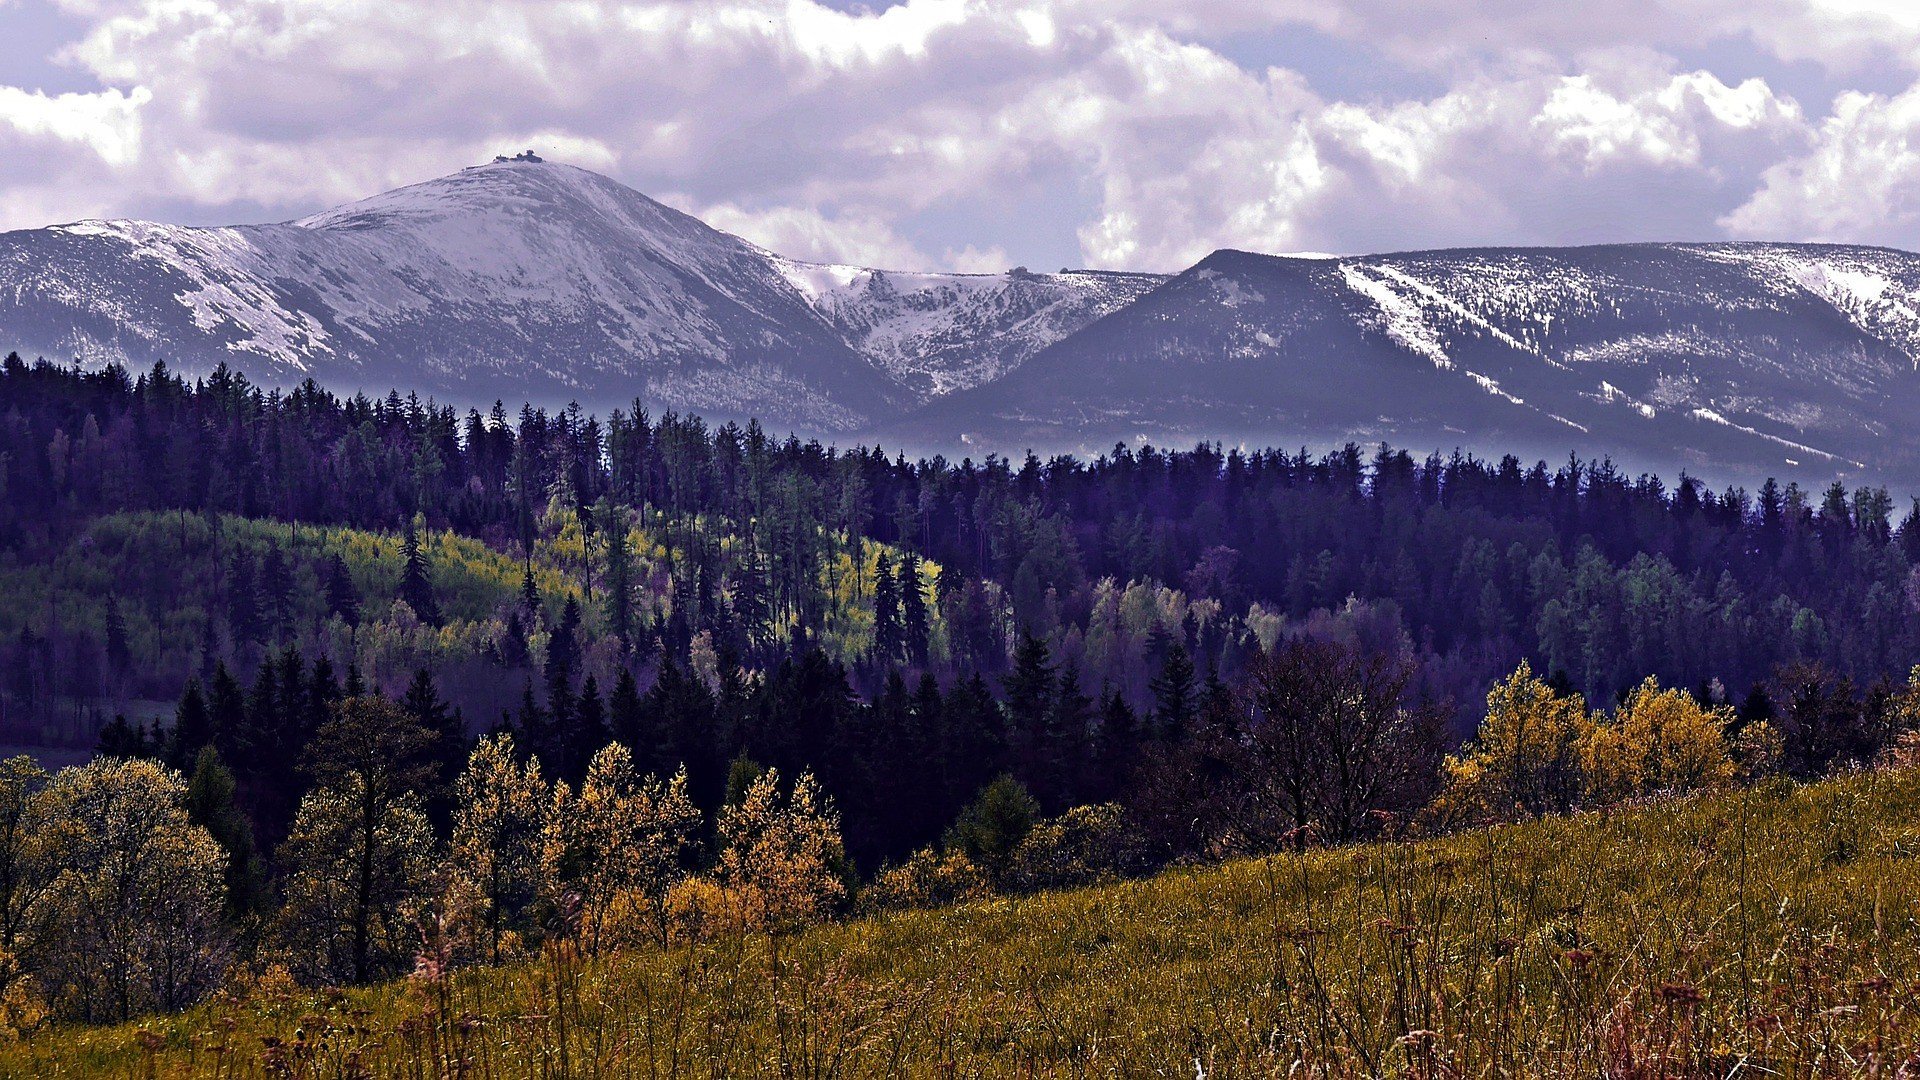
[9,158,1920,487]
[909,243,1920,488]
[0,157,1157,427]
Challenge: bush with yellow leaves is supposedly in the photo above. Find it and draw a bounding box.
[716,769,847,933]
[1580,677,1738,803]
[1433,662,1591,823]
[447,735,554,964]
[660,876,739,944]
[547,745,701,951]
[1007,803,1137,892]
[861,848,991,913]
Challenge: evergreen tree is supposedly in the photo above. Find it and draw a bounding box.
[95,715,150,758]
[1093,688,1140,803]
[259,544,294,640]
[899,552,930,665]
[324,553,361,631]
[1045,665,1096,807]
[1149,644,1198,743]
[103,595,131,676]
[398,519,442,626]
[603,510,634,653]
[608,666,650,766]
[570,674,609,781]
[872,552,903,661]
[945,774,1039,885]
[542,596,583,764]
[185,745,267,919]
[168,677,213,769]
[227,548,262,646]
[400,668,465,832]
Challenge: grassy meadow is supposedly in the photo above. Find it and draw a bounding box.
[12,765,1920,1078]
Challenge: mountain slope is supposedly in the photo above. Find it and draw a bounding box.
[910,243,1920,487]
[11,161,1920,486]
[0,158,1156,428]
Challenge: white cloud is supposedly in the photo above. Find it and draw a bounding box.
[1724,86,1920,243]
[0,0,1915,267]
[693,201,938,269]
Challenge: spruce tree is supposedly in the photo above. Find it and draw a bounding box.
[872,552,902,661]
[570,674,609,782]
[398,519,442,626]
[1150,643,1198,743]
[899,552,930,665]
[1002,634,1056,789]
[94,715,150,758]
[227,549,262,646]
[400,668,465,832]
[259,544,293,641]
[608,666,649,764]
[603,511,634,653]
[103,595,131,676]
[324,552,360,630]
[168,677,213,770]
[186,745,267,919]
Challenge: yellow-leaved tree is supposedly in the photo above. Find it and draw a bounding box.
[31,758,229,1022]
[1581,677,1738,803]
[1436,661,1591,822]
[716,769,846,932]
[448,734,554,963]
[548,745,700,950]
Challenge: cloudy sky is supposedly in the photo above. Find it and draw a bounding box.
[5,0,1920,272]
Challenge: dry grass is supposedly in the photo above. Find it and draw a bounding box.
[14,767,1920,1077]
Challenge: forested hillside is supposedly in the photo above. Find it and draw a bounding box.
[6,351,1920,1051]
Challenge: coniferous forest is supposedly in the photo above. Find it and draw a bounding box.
[7,350,1920,1058]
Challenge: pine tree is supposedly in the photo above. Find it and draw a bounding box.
[1149,644,1198,743]
[872,552,902,661]
[185,745,267,919]
[168,677,213,769]
[398,519,442,626]
[899,552,930,665]
[400,668,465,832]
[324,553,361,631]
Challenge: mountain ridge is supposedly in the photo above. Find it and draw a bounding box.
[8,160,1920,487]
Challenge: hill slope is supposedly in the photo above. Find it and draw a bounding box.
[17,767,1920,1076]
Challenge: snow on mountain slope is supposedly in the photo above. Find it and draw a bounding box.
[774,260,1162,396]
[909,243,1920,488]
[0,158,1156,428]
[11,160,1920,486]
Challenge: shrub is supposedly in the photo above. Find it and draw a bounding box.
[862,848,991,913]
[1007,803,1137,892]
